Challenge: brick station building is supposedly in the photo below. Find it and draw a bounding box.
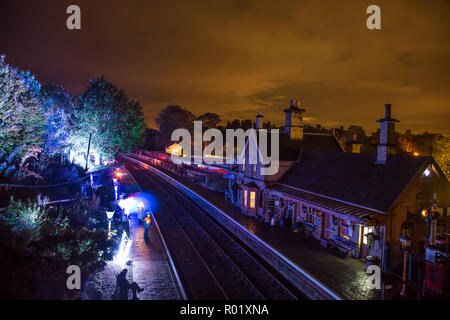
[228,101,449,268]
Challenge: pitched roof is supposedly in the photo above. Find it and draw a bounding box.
[271,184,380,222]
[277,151,432,212]
[255,131,343,161]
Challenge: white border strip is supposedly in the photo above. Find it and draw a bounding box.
[123,166,188,300]
[124,154,343,300]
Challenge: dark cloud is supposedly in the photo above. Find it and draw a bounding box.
[1,0,448,133]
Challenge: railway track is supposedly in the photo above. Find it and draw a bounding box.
[125,161,302,300]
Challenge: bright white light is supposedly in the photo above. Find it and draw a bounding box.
[423,169,430,177]
[114,185,119,200]
[108,221,112,239]
[115,231,133,265]
[106,210,115,220]
[118,197,138,215]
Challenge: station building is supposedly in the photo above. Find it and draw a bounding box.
[227,101,449,269]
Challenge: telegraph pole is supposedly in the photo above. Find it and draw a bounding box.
[85,132,92,171]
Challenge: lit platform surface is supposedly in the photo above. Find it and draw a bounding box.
[128,213,183,300]
[82,169,182,300]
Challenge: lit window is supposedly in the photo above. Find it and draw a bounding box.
[249,191,256,208]
[363,226,373,245]
[243,189,248,207]
[340,220,350,239]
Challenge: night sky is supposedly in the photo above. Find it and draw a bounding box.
[1,0,449,134]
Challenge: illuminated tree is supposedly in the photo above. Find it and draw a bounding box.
[0,56,46,155]
[69,77,146,161]
[0,196,116,299]
[122,100,146,151]
[433,136,450,179]
[42,85,77,155]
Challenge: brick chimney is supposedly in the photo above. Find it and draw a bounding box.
[376,104,399,164]
[284,99,305,140]
[256,112,264,130]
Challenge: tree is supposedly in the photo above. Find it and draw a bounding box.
[196,112,221,130]
[69,77,146,161]
[154,105,195,149]
[143,128,158,150]
[122,100,146,151]
[398,130,417,154]
[228,119,241,130]
[0,56,47,155]
[0,196,116,299]
[42,85,77,155]
[241,119,253,130]
[433,136,450,179]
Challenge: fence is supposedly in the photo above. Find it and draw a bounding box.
[385,246,449,298]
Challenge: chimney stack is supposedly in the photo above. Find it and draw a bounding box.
[256,112,264,130]
[376,104,399,164]
[284,99,305,140]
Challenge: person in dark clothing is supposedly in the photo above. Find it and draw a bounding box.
[116,268,144,300]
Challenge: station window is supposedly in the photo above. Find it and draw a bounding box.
[249,191,256,208]
[243,189,248,207]
[340,220,350,239]
[363,226,373,245]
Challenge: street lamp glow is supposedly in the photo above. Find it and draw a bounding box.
[106,210,115,220]
[115,231,133,265]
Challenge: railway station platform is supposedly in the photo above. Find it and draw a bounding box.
[132,160,384,300]
[82,169,183,300]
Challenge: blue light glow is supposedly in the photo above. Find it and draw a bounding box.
[117,192,161,216]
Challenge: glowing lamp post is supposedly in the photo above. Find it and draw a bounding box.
[106,210,115,220]
[106,210,114,238]
[399,232,412,297]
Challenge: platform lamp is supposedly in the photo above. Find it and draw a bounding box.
[399,232,412,297]
[106,209,115,238]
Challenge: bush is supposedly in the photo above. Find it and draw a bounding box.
[0,196,117,299]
